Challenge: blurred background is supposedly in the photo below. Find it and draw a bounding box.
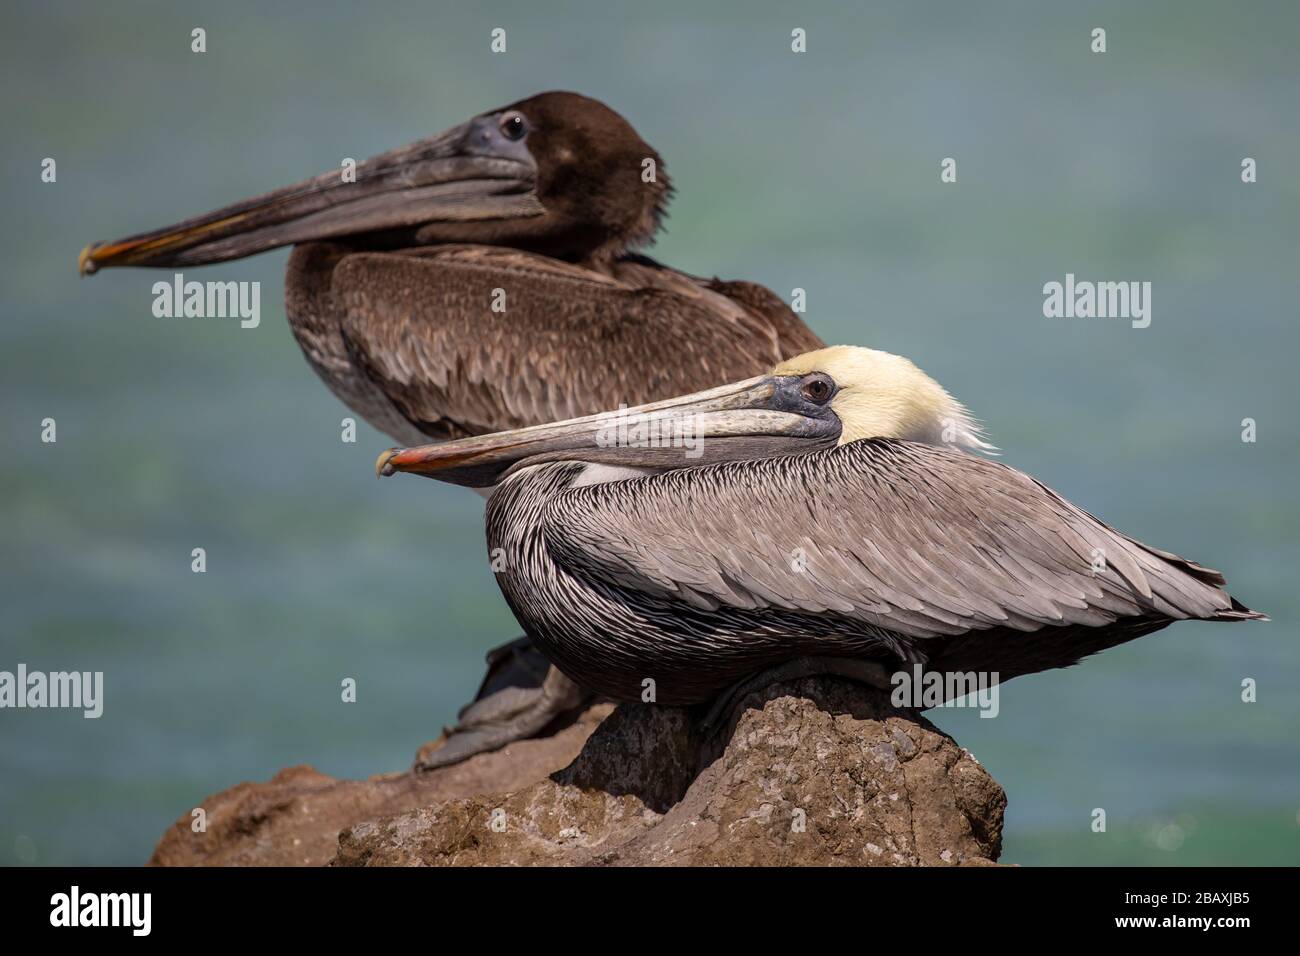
[1,0,1297,865]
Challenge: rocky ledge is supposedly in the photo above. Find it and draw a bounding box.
[151,676,1005,867]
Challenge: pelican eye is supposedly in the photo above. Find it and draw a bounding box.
[500,112,528,141]
[800,374,835,405]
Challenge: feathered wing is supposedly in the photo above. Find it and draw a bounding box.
[330,245,820,439]
[544,440,1261,651]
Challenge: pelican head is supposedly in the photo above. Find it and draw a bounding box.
[377,345,994,488]
[771,346,995,452]
[79,91,669,275]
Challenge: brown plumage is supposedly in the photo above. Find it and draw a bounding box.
[81,91,823,444]
[286,243,821,445]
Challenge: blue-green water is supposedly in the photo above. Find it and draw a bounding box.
[1,0,1297,865]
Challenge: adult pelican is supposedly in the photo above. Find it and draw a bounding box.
[78,91,823,764]
[378,346,1263,711]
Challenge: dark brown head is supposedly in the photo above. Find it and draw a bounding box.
[447,91,671,262]
[78,91,671,275]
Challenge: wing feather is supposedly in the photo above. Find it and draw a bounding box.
[331,246,816,438]
[544,440,1249,640]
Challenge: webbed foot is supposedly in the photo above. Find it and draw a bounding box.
[414,637,593,771]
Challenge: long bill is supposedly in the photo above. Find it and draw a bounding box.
[375,376,842,488]
[78,118,542,274]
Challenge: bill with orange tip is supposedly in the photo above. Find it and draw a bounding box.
[78,113,543,276]
[374,372,848,488]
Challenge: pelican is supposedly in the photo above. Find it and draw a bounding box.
[77,90,823,766]
[78,90,821,443]
[377,346,1263,711]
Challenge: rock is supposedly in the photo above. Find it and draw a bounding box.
[149,704,614,866]
[332,677,1006,866]
[151,677,1004,867]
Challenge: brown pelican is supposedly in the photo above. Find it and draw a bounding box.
[377,346,1263,712]
[78,90,821,443]
[77,90,823,765]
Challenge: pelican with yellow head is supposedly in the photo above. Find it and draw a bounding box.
[379,346,1261,725]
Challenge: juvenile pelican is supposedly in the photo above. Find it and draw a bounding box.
[79,90,823,765]
[78,90,821,443]
[378,347,1263,709]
